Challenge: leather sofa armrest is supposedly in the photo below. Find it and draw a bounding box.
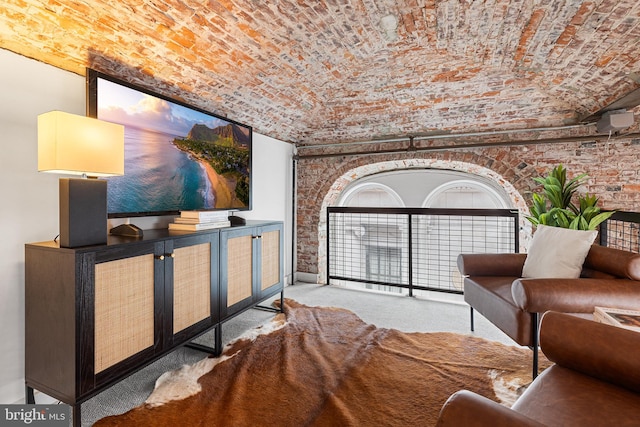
[511,278,640,313]
[540,312,640,393]
[457,253,527,276]
[584,244,640,280]
[435,390,545,427]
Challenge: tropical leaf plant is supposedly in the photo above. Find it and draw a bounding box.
[526,165,615,231]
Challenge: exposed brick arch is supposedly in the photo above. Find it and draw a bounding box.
[297,150,534,284]
[296,138,640,283]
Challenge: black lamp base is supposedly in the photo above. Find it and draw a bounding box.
[59,178,107,248]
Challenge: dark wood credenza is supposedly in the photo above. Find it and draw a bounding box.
[24,220,284,426]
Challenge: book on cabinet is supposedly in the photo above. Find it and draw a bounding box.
[168,220,231,231]
[179,210,229,221]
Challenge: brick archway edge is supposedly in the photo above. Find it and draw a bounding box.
[295,136,640,284]
[313,158,530,284]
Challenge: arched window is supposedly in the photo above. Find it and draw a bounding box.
[423,180,509,209]
[320,160,528,287]
[339,183,404,207]
[335,183,405,294]
[330,171,514,297]
[415,180,511,295]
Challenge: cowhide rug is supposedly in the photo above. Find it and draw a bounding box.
[94,299,547,426]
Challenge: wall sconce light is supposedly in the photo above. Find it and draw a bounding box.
[38,111,124,247]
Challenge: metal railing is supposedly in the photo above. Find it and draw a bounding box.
[599,211,640,253]
[327,207,519,295]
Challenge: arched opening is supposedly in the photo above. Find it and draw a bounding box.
[316,159,529,285]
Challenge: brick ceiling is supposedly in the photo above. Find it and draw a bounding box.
[3,0,640,146]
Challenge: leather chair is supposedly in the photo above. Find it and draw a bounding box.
[459,244,640,377]
[435,311,640,426]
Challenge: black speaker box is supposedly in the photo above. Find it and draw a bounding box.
[59,178,107,248]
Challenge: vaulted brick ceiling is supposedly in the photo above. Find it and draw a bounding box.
[2,0,640,146]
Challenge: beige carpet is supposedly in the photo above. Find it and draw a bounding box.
[94,299,545,426]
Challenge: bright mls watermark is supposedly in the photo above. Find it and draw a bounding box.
[0,405,70,426]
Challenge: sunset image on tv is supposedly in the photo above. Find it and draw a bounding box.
[96,77,250,215]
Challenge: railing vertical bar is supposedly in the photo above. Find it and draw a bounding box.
[408,213,413,297]
[513,209,520,253]
[326,208,331,286]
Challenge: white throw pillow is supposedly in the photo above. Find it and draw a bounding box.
[522,224,598,278]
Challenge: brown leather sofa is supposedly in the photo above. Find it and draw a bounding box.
[435,311,640,426]
[459,244,640,377]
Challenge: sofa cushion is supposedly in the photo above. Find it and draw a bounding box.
[513,365,640,426]
[522,225,597,278]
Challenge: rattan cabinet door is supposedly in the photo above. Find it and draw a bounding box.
[220,227,256,318]
[168,232,218,346]
[94,254,156,373]
[89,241,165,392]
[172,243,211,333]
[220,223,284,320]
[256,223,284,301]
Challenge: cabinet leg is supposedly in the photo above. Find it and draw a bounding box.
[470,307,475,332]
[25,385,35,404]
[185,323,223,356]
[25,385,77,426]
[72,403,81,427]
[215,323,222,356]
[255,290,285,313]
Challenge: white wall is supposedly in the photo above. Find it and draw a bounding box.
[245,132,294,284]
[243,132,294,285]
[244,133,293,223]
[0,48,293,404]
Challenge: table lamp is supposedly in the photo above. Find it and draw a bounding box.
[38,111,125,247]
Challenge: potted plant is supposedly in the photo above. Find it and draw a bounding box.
[526,164,615,230]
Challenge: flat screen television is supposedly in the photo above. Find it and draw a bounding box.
[86,68,252,218]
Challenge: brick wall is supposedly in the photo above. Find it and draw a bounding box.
[296,135,640,280]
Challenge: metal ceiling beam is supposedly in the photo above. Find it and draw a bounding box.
[295,131,640,160]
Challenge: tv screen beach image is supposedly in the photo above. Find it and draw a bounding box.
[96,78,250,215]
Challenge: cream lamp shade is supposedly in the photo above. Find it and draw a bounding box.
[38,111,124,177]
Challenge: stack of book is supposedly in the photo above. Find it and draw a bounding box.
[594,306,640,332]
[168,210,231,231]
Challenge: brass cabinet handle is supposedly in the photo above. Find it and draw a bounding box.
[155,253,174,260]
